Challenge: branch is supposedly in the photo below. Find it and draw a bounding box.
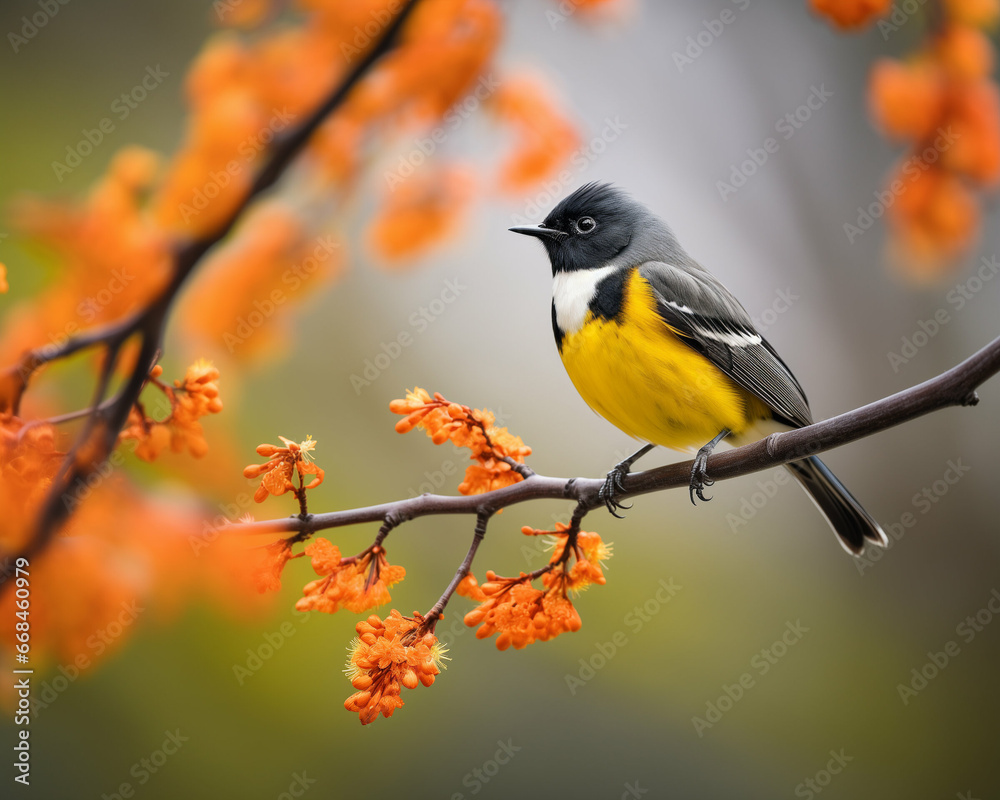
[229,334,1000,538]
[4,0,423,569]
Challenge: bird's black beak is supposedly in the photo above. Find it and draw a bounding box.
[509,225,566,241]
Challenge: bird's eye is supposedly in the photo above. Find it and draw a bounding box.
[575,216,597,234]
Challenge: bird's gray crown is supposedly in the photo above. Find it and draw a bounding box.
[536,182,695,274]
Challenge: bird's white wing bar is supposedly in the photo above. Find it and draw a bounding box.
[697,328,762,348]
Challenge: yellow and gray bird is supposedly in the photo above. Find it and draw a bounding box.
[510,182,887,555]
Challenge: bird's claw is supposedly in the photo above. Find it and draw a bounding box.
[689,451,715,506]
[599,465,634,518]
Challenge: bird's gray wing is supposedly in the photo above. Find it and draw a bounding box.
[638,261,813,429]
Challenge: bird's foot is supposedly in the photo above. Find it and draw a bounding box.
[688,428,730,505]
[688,449,715,505]
[599,462,635,519]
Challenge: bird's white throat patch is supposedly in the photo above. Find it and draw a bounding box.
[552,265,618,334]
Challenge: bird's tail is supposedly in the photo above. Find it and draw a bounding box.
[786,456,888,555]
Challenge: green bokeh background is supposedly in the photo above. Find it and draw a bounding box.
[1,1,999,798]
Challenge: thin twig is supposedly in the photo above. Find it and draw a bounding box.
[423,513,489,631]
[294,470,309,518]
[41,396,119,426]
[14,309,143,392]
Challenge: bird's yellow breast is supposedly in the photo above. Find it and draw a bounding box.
[558,269,767,451]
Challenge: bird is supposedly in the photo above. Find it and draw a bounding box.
[509,182,887,556]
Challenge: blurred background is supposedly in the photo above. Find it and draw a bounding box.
[1,0,999,798]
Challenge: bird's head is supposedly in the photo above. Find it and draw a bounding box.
[509,182,679,274]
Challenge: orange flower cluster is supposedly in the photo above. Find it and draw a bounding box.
[463,525,611,650]
[120,361,224,461]
[455,571,488,601]
[251,538,298,593]
[243,435,324,503]
[344,610,446,725]
[572,0,625,12]
[0,418,63,552]
[368,165,476,263]
[294,538,405,613]
[463,569,581,650]
[0,264,8,293]
[491,74,582,194]
[532,523,613,591]
[178,201,345,362]
[390,388,531,496]
[815,0,1000,276]
[808,0,892,29]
